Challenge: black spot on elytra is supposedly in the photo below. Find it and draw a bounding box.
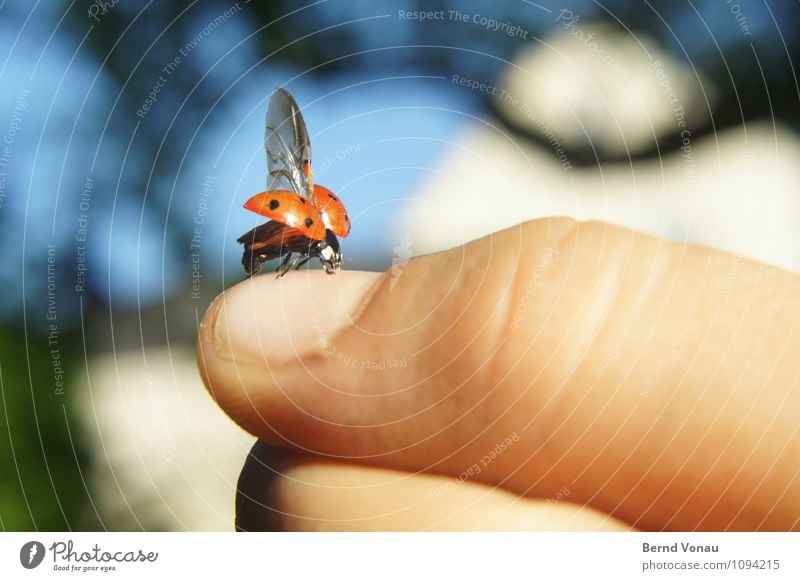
[269,199,280,210]
[300,198,306,204]
[305,217,314,228]
[344,213,350,222]
[328,192,337,200]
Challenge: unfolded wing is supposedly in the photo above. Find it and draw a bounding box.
[265,88,313,199]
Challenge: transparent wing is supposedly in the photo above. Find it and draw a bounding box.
[265,88,313,199]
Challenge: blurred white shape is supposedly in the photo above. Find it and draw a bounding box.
[496,23,713,158]
[78,348,254,531]
[391,234,414,291]
[396,120,800,273]
[397,21,799,273]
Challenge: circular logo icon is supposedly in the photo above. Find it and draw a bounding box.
[19,541,46,569]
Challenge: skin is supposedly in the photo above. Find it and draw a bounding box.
[197,218,800,531]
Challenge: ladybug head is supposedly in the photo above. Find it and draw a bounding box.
[316,228,342,273]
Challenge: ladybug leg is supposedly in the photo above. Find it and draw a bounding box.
[293,256,311,271]
[275,253,295,278]
[242,249,266,277]
[282,253,312,276]
[276,253,310,277]
[275,252,293,272]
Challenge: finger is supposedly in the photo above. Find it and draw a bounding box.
[235,442,630,531]
[198,218,800,531]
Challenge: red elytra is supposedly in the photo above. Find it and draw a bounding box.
[313,184,351,237]
[243,190,326,240]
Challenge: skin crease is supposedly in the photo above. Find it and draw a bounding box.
[198,218,800,531]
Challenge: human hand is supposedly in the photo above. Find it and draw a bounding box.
[197,218,800,531]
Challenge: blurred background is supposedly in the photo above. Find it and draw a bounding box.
[1,0,798,530]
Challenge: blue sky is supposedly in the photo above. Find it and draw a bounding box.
[0,3,473,319]
[1,0,795,322]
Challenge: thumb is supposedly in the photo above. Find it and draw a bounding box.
[198,218,800,531]
[198,214,537,454]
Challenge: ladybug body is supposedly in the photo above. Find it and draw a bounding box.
[238,221,341,276]
[238,88,349,276]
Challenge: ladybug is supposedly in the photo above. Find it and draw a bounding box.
[237,88,351,277]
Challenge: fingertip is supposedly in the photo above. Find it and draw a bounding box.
[207,269,384,365]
